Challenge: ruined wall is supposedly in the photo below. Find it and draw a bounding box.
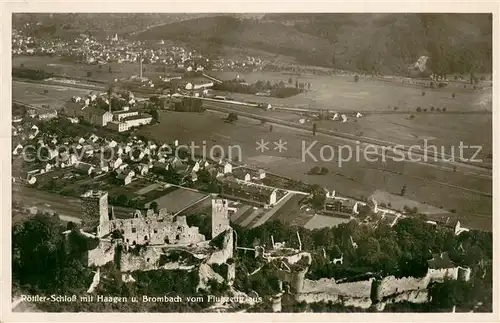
[110,215,205,247]
[120,247,163,272]
[88,240,115,267]
[294,278,373,308]
[207,229,234,265]
[212,199,230,239]
[81,191,108,231]
[197,263,224,291]
[277,268,308,294]
[302,278,373,299]
[266,252,312,266]
[376,275,430,301]
[428,267,459,283]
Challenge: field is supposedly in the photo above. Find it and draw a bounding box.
[13,80,93,109]
[208,71,492,163]
[13,55,178,84]
[139,110,492,230]
[209,71,492,112]
[145,187,210,214]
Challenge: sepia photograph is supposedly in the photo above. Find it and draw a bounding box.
[3,6,496,318]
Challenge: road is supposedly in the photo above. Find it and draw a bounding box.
[12,183,136,220]
[203,101,492,177]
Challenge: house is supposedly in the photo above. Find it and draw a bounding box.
[12,143,23,156]
[168,156,187,172]
[113,110,139,121]
[88,134,99,143]
[80,144,95,157]
[109,157,123,170]
[36,108,58,120]
[42,163,53,173]
[117,163,129,172]
[220,178,279,207]
[117,170,134,185]
[222,161,233,174]
[95,165,110,175]
[83,107,113,127]
[122,114,153,128]
[76,162,95,176]
[153,162,169,172]
[107,121,129,132]
[75,137,86,145]
[27,176,37,185]
[108,140,118,148]
[136,164,149,176]
[47,147,59,160]
[233,168,251,182]
[191,170,198,182]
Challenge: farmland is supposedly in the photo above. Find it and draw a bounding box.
[209,71,492,112]
[13,55,179,84]
[139,109,492,229]
[12,80,93,109]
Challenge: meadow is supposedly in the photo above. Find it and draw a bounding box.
[139,110,492,229]
[12,80,93,109]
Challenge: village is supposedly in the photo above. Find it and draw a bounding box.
[10,13,493,314]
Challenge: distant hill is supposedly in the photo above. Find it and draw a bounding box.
[136,13,492,75]
[13,13,492,75]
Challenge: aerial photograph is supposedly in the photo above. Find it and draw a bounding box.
[10,13,492,313]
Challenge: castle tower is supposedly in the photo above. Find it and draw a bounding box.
[81,190,109,236]
[212,199,230,239]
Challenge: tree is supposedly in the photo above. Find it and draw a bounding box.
[269,125,273,132]
[225,113,238,123]
[354,75,359,82]
[430,106,435,111]
[400,185,407,196]
[150,201,159,212]
[150,109,159,123]
[295,80,299,89]
[309,185,326,210]
[312,123,317,136]
[416,107,422,112]
[442,107,447,112]
[116,194,128,206]
[288,77,292,84]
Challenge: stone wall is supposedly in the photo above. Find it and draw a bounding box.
[81,191,108,230]
[88,240,115,267]
[106,214,206,247]
[207,229,234,265]
[212,199,230,239]
[376,275,430,301]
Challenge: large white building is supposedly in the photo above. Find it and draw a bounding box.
[114,110,139,121]
[107,121,129,132]
[123,114,153,128]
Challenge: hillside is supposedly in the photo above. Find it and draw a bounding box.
[13,13,492,75]
[136,13,492,74]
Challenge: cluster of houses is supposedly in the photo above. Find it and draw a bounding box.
[64,91,152,132]
[13,27,215,73]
